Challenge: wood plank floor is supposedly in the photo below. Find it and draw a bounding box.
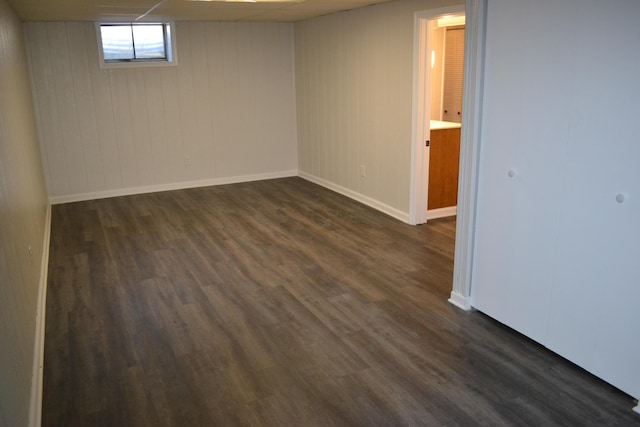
[43,177,638,426]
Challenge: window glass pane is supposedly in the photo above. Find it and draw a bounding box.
[101,25,134,60]
[133,25,166,59]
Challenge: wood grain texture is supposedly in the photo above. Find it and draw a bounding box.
[43,178,638,426]
[428,127,461,210]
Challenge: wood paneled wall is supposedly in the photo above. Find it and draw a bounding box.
[294,0,461,218]
[0,1,50,426]
[24,21,297,202]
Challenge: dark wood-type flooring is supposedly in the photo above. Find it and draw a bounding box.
[43,177,639,426]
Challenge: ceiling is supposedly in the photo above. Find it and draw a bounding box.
[7,0,397,23]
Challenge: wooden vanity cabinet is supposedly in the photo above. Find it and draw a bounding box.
[428,127,461,210]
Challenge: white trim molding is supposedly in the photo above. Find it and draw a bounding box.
[49,170,298,205]
[448,290,472,311]
[449,0,488,312]
[633,401,639,414]
[29,202,52,427]
[409,10,430,225]
[298,172,410,224]
[427,206,457,220]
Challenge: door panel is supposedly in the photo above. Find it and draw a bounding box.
[472,0,640,399]
[544,0,640,397]
[428,128,460,210]
[471,0,577,344]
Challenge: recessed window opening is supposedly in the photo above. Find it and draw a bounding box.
[96,22,177,68]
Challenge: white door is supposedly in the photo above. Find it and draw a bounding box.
[471,0,576,344]
[471,0,640,399]
[543,0,640,398]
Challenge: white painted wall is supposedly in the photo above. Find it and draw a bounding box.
[471,0,640,400]
[295,0,462,221]
[0,1,50,426]
[430,26,445,121]
[24,21,298,203]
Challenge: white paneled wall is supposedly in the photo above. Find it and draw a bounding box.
[24,21,297,202]
[295,0,461,220]
[0,0,50,426]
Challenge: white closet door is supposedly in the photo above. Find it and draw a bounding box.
[471,0,578,344]
[472,0,640,400]
[543,1,640,398]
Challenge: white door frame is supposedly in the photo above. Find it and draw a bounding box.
[409,5,465,226]
[409,0,487,311]
[449,0,487,310]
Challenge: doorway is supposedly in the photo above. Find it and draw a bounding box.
[409,6,466,226]
[410,2,484,311]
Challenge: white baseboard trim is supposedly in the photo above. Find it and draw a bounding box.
[49,170,299,205]
[297,172,410,224]
[29,202,52,427]
[427,206,457,220]
[448,291,472,311]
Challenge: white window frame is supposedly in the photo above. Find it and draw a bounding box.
[95,21,178,69]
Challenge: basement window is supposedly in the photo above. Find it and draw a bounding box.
[96,22,177,68]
